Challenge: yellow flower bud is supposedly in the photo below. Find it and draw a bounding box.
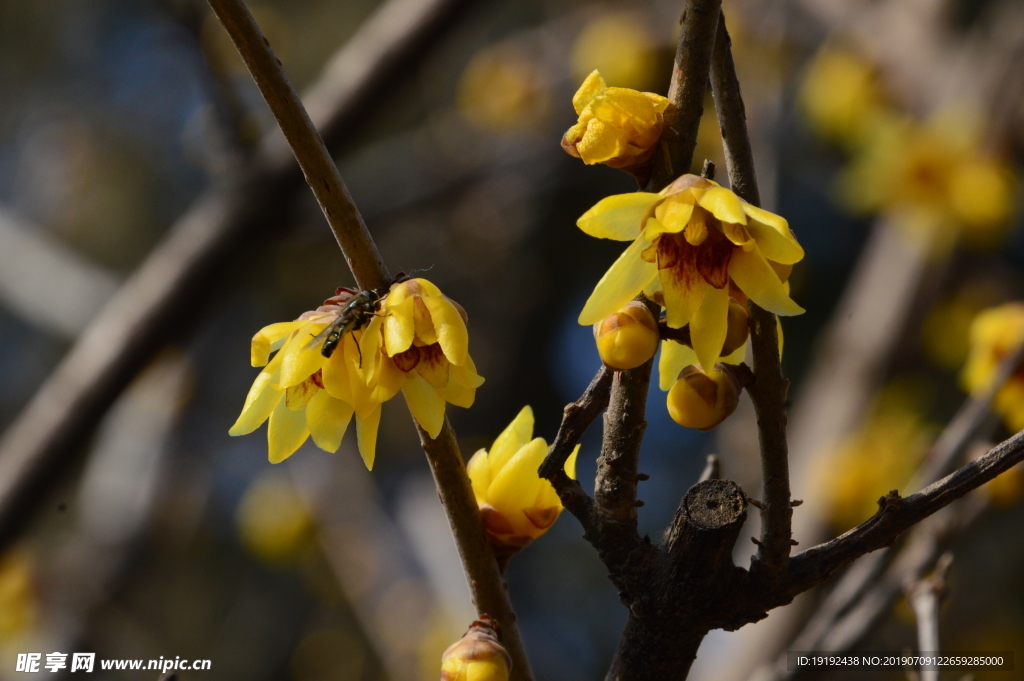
[721,298,750,358]
[561,70,669,170]
[441,617,511,681]
[594,301,660,370]
[666,365,740,431]
[467,407,578,554]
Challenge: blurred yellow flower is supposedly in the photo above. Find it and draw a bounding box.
[839,110,1015,250]
[921,282,1005,371]
[561,71,669,170]
[236,473,315,563]
[363,278,484,440]
[578,174,804,370]
[459,45,548,131]
[230,290,382,468]
[467,406,578,553]
[799,47,887,149]
[962,303,1024,433]
[571,14,658,91]
[819,386,933,529]
[984,462,1024,508]
[0,549,36,640]
[665,364,740,431]
[594,300,660,370]
[440,617,510,681]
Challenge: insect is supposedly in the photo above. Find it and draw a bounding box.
[310,288,385,366]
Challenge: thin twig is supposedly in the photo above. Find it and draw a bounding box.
[907,553,953,681]
[699,454,721,482]
[709,10,792,575]
[205,2,533,679]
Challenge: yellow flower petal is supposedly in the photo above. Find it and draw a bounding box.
[579,236,658,325]
[644,92,670,113]
[653,194,696,234]
[577,193,663,241]
[592,87,661,130]
[277,320,329,388]
[577,119,630,165]
[267,398,310,464]
[690,285,730,370]
[488,405,534,473]
[450,354,486,389]
[661,262,708,329]
[306,390,353,453]
[572,70,607,115]
[285,380,318,411]
[251,321,299,367]
[423,295,469,366]
[321,347,354,403]
[659,339,699,391]
[443,378,477,408]
[357,315,385,381]
[721,221,754,249]
[728,248,805,316]
[356,403,381,470]
[697,186,747,225]
[383,297,416,356]
[745,217,804,265]
[402,371,446,439]
[565,444,579,480]
[230,353,285,435]
[487,437,548,513]
[371,356,406,403]
[467,449,492,498]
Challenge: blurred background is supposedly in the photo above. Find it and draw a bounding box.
[0,0,1022,679]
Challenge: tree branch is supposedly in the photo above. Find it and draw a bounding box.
[709,10,792,575]
[206,2,533,679]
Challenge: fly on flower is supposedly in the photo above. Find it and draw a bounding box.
[309,287,385,363]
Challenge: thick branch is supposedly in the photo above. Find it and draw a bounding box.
[784,430,1024,597]
[207,0,389,291]
[206,2,533,679]
[709,11,792,574]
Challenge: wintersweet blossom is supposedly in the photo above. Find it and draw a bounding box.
[594,300,660,370]
[229,290,383,468]
[360,278,484,440]
[561,70,669,169]
[441,618,511,681]
[665,364,740,431]
[578,174,804,370]
[962,303,1024,433]
[467,406,578,553]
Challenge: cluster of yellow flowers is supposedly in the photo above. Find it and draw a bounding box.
[230,278,483,469]
[801,47,1016,251]
[962,303,1024,435]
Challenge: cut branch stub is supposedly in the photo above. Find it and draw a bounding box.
[667,478,747,562]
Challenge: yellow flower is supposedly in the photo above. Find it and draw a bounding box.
[799,46,887,149]
[467,406,578,553]
[561,70,670,169]
[665,364,740,431]
[571,13,658,92]
[458,45,549,131]
[578,174,804,370]
[362,278,484,440]
[230,290,384,469]
[441,617,511,681]
[236,472,315,563]
[962,303,1024,432]
[0,549,36,640]
[839,110,1015,250]
[594,300,660,370]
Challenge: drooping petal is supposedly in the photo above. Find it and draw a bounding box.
[423,295,469,366]
[443,378,476,408]
[742,203,799,241]
[466,449,492,498]
[577,194,663,241]
[658,234,707,329]
[579,236,658,325]
[383,297,416,356]
[690,285,730,370]
[488,405,534,473]
[402,371,446,439]
[659,339,699,391]
[277,320,329,388]
[251,322,300,367]
[371,356,406,403]
[356,403,381,470]
[285,380,319,410]
[306,389,353,453]
[267,398,310,464]
[697,186,747,225]
[487,437,548,513]
[450,354,486,389]
[745,218,805,265]
[729,248,806,316]
[356,315,385,382]
[230,353,285,435]
[321,347,354,403]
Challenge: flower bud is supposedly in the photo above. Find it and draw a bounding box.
[666,364,740,431]
[441,617,511,681]
[721,299,750,358]
[594,301,660,370]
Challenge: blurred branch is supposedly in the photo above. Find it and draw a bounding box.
[0,0,471,569]
[699,454,721,482]
[710,11,792,577]
[205,2,533,680]
[907,553,953,681]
